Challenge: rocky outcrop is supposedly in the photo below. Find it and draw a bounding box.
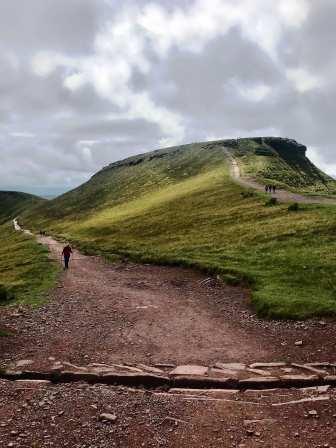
[262,137,307,156]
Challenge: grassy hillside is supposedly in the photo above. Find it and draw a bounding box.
[235,137,336,194]
[0,222,59,307]
[23,138,336,319]
[0,191,45,224]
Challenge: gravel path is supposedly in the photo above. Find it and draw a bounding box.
[225,149,336,205]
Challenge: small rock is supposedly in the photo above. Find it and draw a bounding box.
[319,320,326,326]
[295,340,303,346]
[308,410,318,417]
[99,413,117,423]
[16,359,34,367]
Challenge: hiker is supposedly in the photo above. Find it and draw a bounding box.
[62,244,72,270]
[265,185,268,193]
[273,185,276,194]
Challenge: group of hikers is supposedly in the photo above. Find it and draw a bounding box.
[265,184,277,194]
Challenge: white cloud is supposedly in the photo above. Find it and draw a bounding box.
[31,52,61,77]
[286,67,321,92]
[307,147,336,178]
[278,0,309,27]
[235,83,271,102]
[10,132,36,138]
[64,72,87,91]
[81,146,93,165]
[77,140,100,147]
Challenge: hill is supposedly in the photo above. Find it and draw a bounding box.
[23,137,336,319]
[234,137,336,194]
[0,191,45,224]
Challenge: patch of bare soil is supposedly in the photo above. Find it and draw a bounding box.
[0,379,335,448]
[1,236,335,372]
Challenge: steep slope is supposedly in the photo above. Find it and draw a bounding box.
[235,137,335,193]
[24,138,336,318]
[0,191,45,224]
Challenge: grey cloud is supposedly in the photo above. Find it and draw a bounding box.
[1,0,336,196]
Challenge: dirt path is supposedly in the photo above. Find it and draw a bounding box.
[3,228,336,446]
[225,149,336,205]
[1,235,336,372]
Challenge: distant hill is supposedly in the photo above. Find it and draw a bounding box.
[0,191,45,224]
[233,137,335,193]
[23,137,336,319]
[23,137,336,222]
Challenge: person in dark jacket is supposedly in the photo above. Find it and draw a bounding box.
[62,244,72,269]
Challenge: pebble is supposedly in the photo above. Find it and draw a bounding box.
[99,413,117,423]
[295,340,303,346]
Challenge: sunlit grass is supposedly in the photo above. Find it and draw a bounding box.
[0,223,59,306]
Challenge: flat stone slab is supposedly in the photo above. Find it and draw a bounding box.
[246,368,272,376]
[210,367,238,377]
[137,364,164,374]
[250,362,286,369]
[170,365,208,376]
[215,363,246,371]
[15,379,51,385]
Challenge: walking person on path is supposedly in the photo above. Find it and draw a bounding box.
[273,185,276,194]
[62,244,72,270]
[265,185,269,193]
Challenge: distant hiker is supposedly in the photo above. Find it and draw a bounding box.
[265,185,268,193]
[273,185,276,194]
[62,244,72,270]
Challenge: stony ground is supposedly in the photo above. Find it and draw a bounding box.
[1,234,336,446]
[0,379,335,448]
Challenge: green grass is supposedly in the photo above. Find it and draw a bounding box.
[22,139,336,319]
[0,223,59,307]
[235,138,336,195]
[0,191,45,224]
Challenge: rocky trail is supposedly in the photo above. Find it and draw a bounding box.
[1,228,336,446]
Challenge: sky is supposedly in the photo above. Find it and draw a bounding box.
[0,0,335,196]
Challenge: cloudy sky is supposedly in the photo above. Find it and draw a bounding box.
[0,0,335,196]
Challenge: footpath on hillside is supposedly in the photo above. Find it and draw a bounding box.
[224,149,336,205]
[1,225,336,446]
